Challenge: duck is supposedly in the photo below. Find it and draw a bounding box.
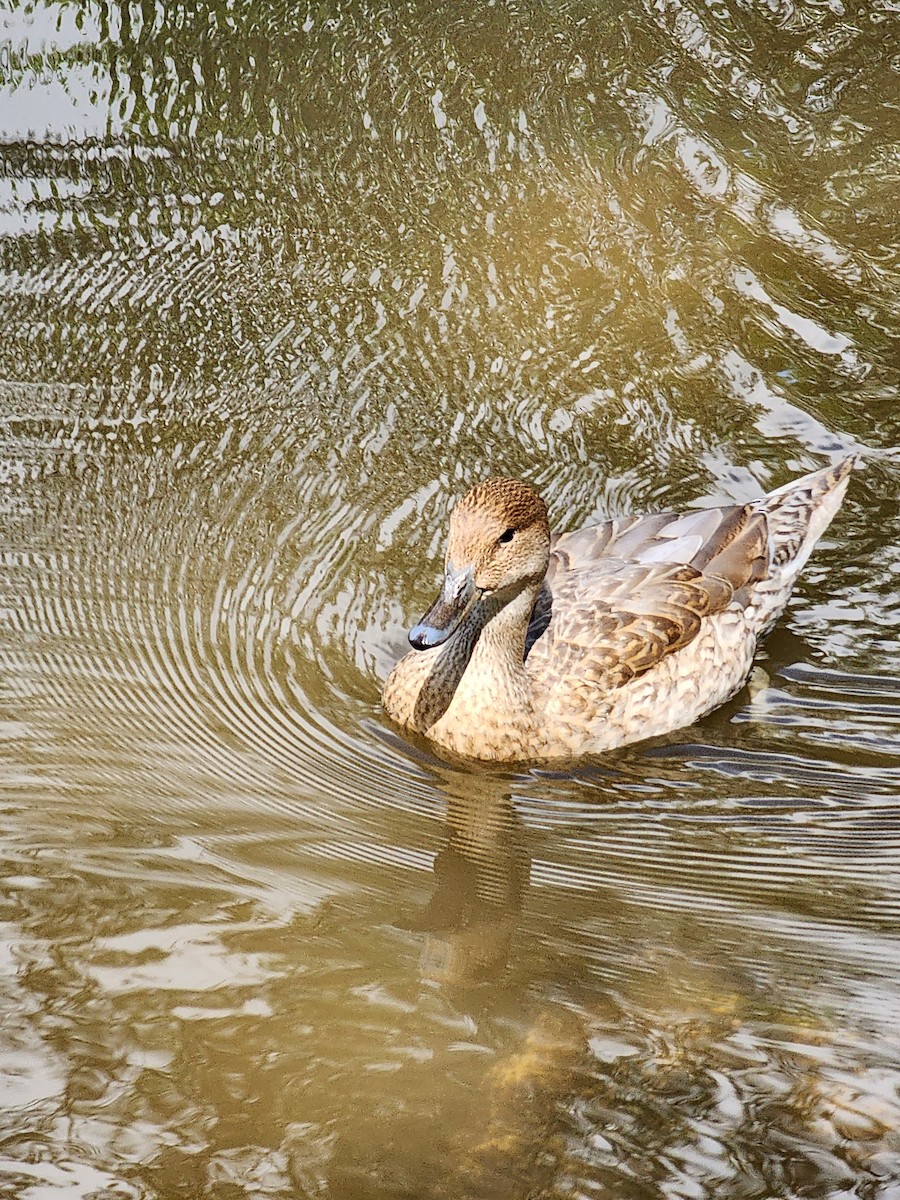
[382,458,854,762]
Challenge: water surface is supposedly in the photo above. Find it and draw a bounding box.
[1,1,900,1197]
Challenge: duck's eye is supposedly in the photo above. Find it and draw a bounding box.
[498,528,515,544]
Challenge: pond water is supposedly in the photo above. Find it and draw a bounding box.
[2,1,900,1197]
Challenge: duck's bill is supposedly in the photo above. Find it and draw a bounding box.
[409,563,477,650]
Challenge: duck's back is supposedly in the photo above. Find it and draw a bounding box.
[525,458,853,755]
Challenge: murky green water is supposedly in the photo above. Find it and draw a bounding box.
[2,1,900,1196]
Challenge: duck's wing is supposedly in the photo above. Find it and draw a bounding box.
[526,504,769,687]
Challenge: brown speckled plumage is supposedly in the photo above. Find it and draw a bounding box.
[382,459,854,762]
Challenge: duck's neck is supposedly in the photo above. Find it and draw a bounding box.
[440,581,540,720]
[468,581,539,673]
[391,581,541,736]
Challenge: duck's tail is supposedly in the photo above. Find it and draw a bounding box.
[750,455,855,635]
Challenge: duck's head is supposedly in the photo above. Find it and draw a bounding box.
[409,478,550,650]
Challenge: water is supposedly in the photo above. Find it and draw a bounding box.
[1,0,899,1196]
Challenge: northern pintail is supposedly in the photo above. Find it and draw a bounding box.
[382,459,854,762]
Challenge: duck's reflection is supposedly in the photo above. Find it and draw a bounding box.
[398,771,530,986]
